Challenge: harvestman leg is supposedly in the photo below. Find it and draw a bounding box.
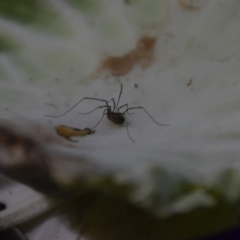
[117,104,134,115]
[115,80,123,111]
[79,105,108,115]
[123,107,170,126]
[109,98,116,111]
[78,98,116,115]
[44,97,109,118]
[91,109,108,129]
[123,114,135,143]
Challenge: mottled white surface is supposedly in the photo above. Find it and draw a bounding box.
[0,0,240,239]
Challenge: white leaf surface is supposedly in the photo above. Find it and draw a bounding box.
[0,0,240,239]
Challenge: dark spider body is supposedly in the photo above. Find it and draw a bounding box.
[107,110,125,125]
[45,78,169,142]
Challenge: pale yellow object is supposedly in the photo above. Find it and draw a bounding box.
[55,125,95,141]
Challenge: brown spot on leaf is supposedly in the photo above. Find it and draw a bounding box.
[179,0,200,10]
[91,36,157,78]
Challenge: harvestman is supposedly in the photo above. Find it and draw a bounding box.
[45,81,169,142]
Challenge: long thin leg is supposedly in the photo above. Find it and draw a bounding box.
[117,103,133,115]
[44,97,109,118]
[91,109,107,129]
[78,98,114,115]
[117,104,134,115]
[108,98,116,111]
[118,103,128,112]
[78,105,108,115]
[123,107,170,126]
[124,114,135,143]
[115,77,123,111]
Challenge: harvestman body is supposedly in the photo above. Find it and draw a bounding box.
[45,81,169,142]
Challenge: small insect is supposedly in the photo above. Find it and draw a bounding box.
[45,79,169,142]
[55,125,95,142]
